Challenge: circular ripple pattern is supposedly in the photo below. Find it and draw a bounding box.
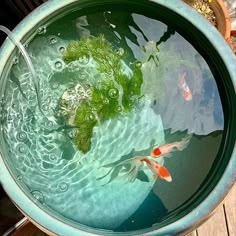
[31,190,44,203]
[16,143,28,155]
[59,182,69,192]
[16,131,27,142]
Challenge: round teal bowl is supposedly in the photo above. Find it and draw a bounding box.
[0,0,235,235]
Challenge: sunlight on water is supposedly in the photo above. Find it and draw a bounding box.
[0,8,224,231]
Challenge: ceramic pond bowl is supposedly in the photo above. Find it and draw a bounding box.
[0,0,235,235]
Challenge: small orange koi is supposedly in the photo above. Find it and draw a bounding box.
[141,158,172,182]
[178,72,192,101]
[151,135,192,158]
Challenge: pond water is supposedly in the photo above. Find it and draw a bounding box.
[0,5,224,233]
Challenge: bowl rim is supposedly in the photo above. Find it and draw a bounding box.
[0,0,235,235]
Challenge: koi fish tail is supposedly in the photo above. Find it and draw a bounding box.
[98,157,143,184]
[123,164,139,183]
[123,157,144,183]
[178,72,187,86]
[176,134,192,151]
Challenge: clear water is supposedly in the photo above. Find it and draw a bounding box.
[0,6,224,232]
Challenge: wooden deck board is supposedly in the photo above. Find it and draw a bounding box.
[186,230,197,236]
[196,205,228,236]
[189,184,236,236]
[224,185,236,236]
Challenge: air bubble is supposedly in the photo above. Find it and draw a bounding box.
[59,182,68,192]
[53,59,65,71]
[108,88,118,98]
[86,113,95,122]
[103,98,109,104]
[17,175,23,181]
[55,61,63,70]
[49,154,57,162]
[37,26,47,35]
[13,56,19,65]
[86,89,92,98]
[16,131,27,141]
[117,105,122,112]
[116,48,124,56]
[49,37,57,44]
[78,54,90,66]
[46,120,54,128]
[52,83,59,89]
[135,61,142,68]
[42,104,49,111]
[68,129,77,139]
[16,143,28,154]
[59,46,65,53]
[31,190,44,203]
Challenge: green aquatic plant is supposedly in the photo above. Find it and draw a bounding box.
[60,35,143,153]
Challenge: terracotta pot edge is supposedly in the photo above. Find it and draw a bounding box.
[211,0,231,39]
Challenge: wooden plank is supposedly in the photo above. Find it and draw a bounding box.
[186,230,197,236]
[11,220,48,236]
[224,185,236,236]
[197,204,228,236]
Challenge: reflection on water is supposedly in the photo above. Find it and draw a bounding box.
[0,7,224,232]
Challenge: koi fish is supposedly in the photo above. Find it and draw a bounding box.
[178,72,192,101]
[140,158,172,182]
[99,156,172,183]
[151,135,192,158]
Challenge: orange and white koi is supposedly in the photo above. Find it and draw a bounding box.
[99,156,172,183]
[140,158,172,182]
[151,135,192,158]
[178,72,192,101]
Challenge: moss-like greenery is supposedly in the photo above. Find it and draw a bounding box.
[61,35,143,153]
[63,35,122,75]
[73,100,98,153]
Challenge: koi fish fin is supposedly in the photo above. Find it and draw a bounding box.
[100,165,124,185]
[100,157,143,184]
[163,153,173,158]
[176,134,192,151]
[158,158,165,166]
[123,157,143,183]
[124,165,139,183]
[97,160,127,181]
[96,168,113,181]
[153,173,158,180]
[178,72,187,87]
[119,166,130,174]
